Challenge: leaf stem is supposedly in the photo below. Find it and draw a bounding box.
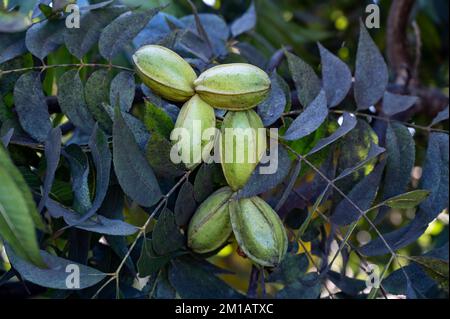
[91,171,190,299]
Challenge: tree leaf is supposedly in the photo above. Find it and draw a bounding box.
[286,52,322,108]
[168,257,242,299]
[57,69,96,134]
[71,124,112,226]
[138,238,173,277]
[331,161,385,226]
[13,72,52,142]
[113,107,162,207]
[318,43,352,108]
[63,144,92,213]
[328,271,367,296]
[335,142,385,181]
[146,133,185,180]
[37,128,62,213]
[0,33,27,64]
[152,208,185,256]
[105,104,150,151]
[382,91,418,116]
[283,90,328,141]
[143,101,174,139]
[354,22,389,110]
[0,11,32,33]
[180,14,228,57]
[409,256,449,292]
[193,163,224,203]
[267,253,309,284]
[0,145,46,268]
[1,128,14,148]
[417,133,449,223]
[64,5,127,59]
[230,1,256,38]
[276,272,321,299]
[384,190,431,209]
[99,8,161,60]
[383,123,415,197]
[375,123,415,222]
[85,69,113,133]
[237,144,292,198]
[257,73,287,126]
[383,263,440,298]
[110,71,135,112]
[46,198,138,236]
[431,105,449,127]
[25,19,65,60]
[307,112,357,156]
[5,244,106,290]
[174,181,197,227]
[360,134,449,256]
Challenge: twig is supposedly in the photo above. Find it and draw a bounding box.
[0,63,134,76]
[91,171,191,299]
[281,143,410,285]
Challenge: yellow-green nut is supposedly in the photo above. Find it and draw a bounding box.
[133,45,197,102]
[188,187,233,254]
[229,196,288,267]
[171,95,216,170]
[220,110,266,191]
[194,63,271,110]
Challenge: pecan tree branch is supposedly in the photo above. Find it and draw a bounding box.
[387,0,416,87]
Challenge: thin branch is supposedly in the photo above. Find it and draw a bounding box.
[282,109,449,134]
[292,189,389,299]
[91,171,191,299]
[281,143,408,281]
[0,63,134,76]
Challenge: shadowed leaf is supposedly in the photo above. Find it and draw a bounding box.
[354,22,388,110]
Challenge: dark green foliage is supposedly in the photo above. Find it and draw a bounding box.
[0,0,448,300]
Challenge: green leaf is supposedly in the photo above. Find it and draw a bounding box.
[138,238,175,277]
[276,272,321,299]
[146,133,185,180]
[13,72,52,142]
[99,8,161,60]
[0,33,27,64]
[385,190,431,209]
[64,6,127,59]
[110,71,135,112]
[283,90,328,141]
[25,19,65,60]
[318,43,352,108]
[5,245,106,290]
[285,51,321,108]
[409,256,449,293]
[0,145,46,268]
[174,181,196,227]
[268,253,309,284]
[113,107,162,207]
[143,101,174,139]
[152,208,185,256]
[85,69,113,133]
[57,69,96,134]
[354,21,388,110]
[0,11,32,33]
[168,256,242,299]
